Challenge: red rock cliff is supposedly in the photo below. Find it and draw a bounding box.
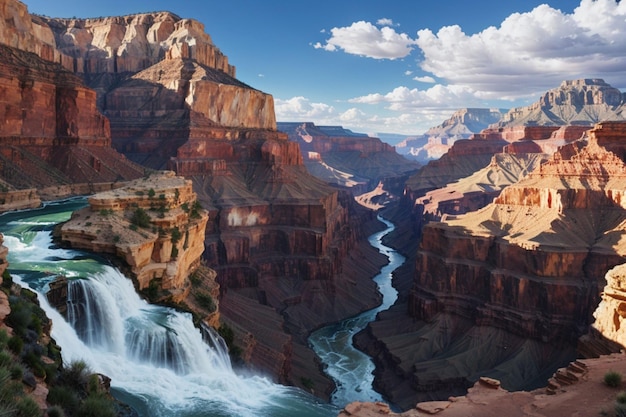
[357,121,626,410]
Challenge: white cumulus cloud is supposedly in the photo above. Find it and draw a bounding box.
[415,0,626,99]
[274,96,336,121]
[314,21,416,59]
[413,76,436,83]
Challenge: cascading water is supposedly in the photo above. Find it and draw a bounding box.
[308,215,405,408]
[1,200,338,417]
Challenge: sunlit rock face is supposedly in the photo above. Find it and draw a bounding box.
[0,0,144,199]
[278,122,419,195]
[357,122,626,410]
[60,172,209,300]
[495,79,626,127]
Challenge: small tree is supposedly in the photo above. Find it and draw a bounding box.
[131,208,151,228]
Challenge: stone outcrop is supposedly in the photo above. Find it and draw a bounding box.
[357,121,626,410]
[40,12,235,77]
[338,354,626,417]
[278,122,419,196]
[495,79,626,127]
[416,153,549,221]
[60,171,210,303]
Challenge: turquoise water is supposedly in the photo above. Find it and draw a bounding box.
[1,200,339,417]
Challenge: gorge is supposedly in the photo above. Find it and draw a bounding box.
[5,0,626,416]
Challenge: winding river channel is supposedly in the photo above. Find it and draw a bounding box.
[309,215,405,408]
[1,201,404,415]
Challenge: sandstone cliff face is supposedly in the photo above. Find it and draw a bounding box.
[0,0,144,198]
[495,79,626,127]
[41,12,234,77]
[278,122,419,195]
[61,172,210,304]
[358,121,626,410]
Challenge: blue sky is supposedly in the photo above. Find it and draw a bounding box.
[24,0,626,136]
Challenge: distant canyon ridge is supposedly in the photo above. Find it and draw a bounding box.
[5,0,626,416]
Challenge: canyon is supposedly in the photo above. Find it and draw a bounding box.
[356,121,626,411]
[0,0,392,399]
[5,0,626,415]
[278,122,419,197]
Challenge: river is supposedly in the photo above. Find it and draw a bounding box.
[1,199,337,417]
[1,200,404,416]
[308,215,405,407]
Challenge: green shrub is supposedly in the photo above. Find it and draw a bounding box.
[16,396,40,417]
[0,329,8,349]
[0,351,12,368]
[148,188,155,198]
[47,386,79,414]
[76,394,116,417]
[46,405,66,417]
[616,402,626,417]
[195,291,215,312]
[131,208,151,228]
[301,377,314,390]
[10,364,23,381]
[617,391,626,404]
[605,371,623,388]
[58,360,91,392]
[170,227,182,244]
[7,336,23,354]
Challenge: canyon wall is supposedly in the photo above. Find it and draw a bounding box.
[357,121,626,410]
[0,0,144,196]
[278,122,419,196]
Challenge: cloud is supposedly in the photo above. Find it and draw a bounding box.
[415,0,626,99]
[314,21,416,59]
[349,85,484,110]
[376,18,395,26]
[274,96,336,121]
[405,70,413,76]
[413,75,436,83]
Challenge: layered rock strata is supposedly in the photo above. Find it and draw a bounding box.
[495,79,626,127]
[278,122,419,195]
[0,1,144,193]
[358,121,626,409]
[60,171,210,304]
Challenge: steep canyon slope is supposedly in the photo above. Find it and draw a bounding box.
[278,122,419,198]
[0,0,145,210]
[357,121,626,410]
[0,0,389,396]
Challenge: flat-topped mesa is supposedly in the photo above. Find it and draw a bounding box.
[494,78,626,127]
[39,12,235,77]
[60,171,210,302]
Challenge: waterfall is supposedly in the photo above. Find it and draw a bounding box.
[2,201,338,417]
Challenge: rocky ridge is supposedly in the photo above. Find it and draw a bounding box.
[395,108,505,163]
[495,79,626,127]
[278,122,419,196]
[59,171,212,303]
[357,121,626,410]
